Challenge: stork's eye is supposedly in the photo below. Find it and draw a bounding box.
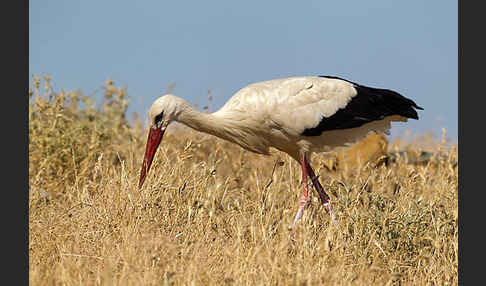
[154,112,163,126]
[154,113,163,123]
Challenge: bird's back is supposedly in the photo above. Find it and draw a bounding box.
[216,76,360,135]
[213,76,422,158]
[219,77,331,110]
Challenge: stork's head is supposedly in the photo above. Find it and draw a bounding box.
[138,94,188,189]
[148,94,188,129]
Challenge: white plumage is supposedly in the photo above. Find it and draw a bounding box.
[139,75,423,229]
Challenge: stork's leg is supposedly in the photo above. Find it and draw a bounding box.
[289,155,311,230]
[305,160,338,226]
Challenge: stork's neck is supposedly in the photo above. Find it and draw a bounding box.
[176,99,270,155]
[177,104,229,139]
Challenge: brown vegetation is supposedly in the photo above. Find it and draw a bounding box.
[29,77,458,285]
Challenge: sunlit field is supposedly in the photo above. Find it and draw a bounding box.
[29,77,458,285]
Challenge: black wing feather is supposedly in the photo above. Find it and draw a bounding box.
[301,76,423,137]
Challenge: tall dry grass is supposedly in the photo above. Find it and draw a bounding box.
[29,77,458,285]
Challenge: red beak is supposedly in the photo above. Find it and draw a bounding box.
[138,127,165,189]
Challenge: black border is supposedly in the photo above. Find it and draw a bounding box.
[6,0,28,283]
[459,1,480,285]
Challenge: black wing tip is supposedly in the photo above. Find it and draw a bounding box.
[394,99,423,120]
[408,101,423,120]
[407,100,423,120]
[408,110,420,120]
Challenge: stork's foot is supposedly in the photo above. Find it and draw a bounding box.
[323,201,338,227]
[288,200,337,235]
[290,207,304,230]
[289,185,311,231]
[305,160,339,226]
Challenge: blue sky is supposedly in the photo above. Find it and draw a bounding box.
[30,0,457,140]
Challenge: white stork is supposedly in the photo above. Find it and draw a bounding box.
[138,75,423,229]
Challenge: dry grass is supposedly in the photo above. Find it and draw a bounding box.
[29,77,458,285]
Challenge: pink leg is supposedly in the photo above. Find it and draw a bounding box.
[290,155,311,230]
[305,160,338,226]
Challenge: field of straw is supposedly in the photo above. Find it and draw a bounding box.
[29,77,458,285]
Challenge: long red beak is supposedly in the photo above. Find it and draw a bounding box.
[138,127,165,189]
